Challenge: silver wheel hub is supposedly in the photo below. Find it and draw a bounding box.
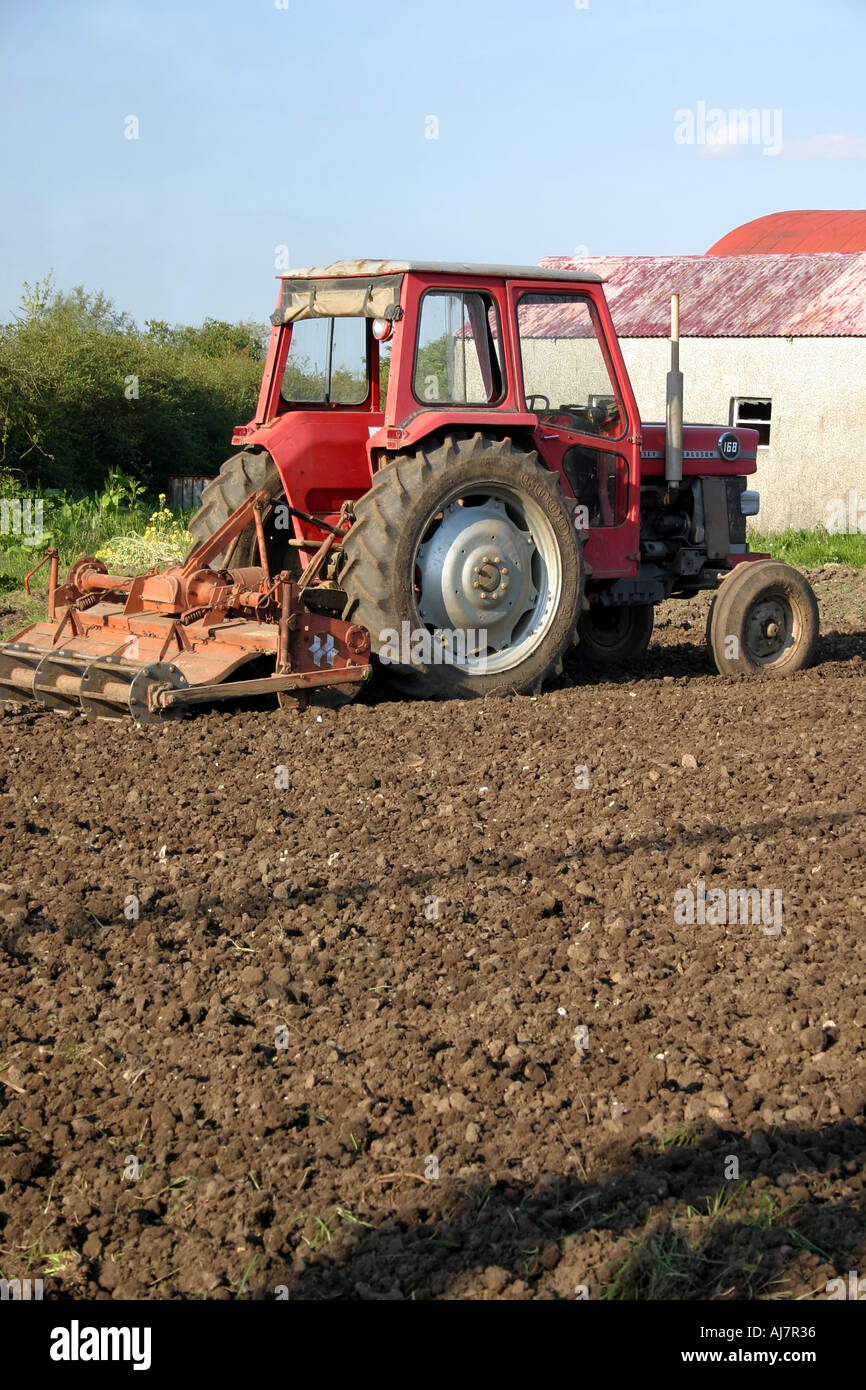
[415,490,562,674]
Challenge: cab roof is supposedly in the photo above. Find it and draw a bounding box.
[277,258,603,283]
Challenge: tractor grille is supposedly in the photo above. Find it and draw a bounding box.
[726,477,748,547]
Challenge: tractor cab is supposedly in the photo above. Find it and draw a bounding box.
[237,261,642,581]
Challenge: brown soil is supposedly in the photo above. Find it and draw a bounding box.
[1,567,865,1301]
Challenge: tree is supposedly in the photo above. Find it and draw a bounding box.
[0,278,264,493]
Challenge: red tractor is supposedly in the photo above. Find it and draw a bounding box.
[0,260,818,720]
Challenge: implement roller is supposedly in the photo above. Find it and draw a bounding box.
[0,489,371,722]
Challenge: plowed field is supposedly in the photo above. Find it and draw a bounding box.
[1,566,864,1300]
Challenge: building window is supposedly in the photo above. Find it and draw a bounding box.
[731,397,772,447]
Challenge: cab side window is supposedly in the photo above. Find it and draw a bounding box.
[413,290,503,406]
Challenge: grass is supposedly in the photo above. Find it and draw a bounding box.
[0,474,193,639]
[42,1249,79,1278]
[1,1238,81,1282]
[232,1254,259,1299]
[750,526,866,568]
[647,1124,703,1152]
[600,1183,810,1300]
[59,1042,96,1064]
[298,1215,333,1251]
[336,1206,375,1230]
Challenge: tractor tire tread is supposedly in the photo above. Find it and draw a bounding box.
[340,432,585,699]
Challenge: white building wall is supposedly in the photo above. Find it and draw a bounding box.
[520,339,619,407]
[616,336,866,533]
[480,333,866,533]
[479,335,864,532]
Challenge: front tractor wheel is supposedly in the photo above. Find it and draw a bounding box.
[339,433,585,698]
[579,602,654,665]
[707,560,819,676]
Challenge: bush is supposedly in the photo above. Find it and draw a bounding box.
[0,275,266,495]
[0,468,193,597]
[96,494,192,571]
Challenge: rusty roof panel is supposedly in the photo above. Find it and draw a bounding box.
[708,210,866,255]
[539,253,866,337]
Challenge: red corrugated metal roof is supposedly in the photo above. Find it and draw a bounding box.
[708,210,866,255]
[538,253,866,337]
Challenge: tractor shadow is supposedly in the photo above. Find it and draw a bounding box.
[811,629,866,666]
[289,801,863,919]
[358,626,866,708]
[564,627,866,685]
[260,1115,866,1301]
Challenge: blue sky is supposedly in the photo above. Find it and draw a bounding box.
[0,0,863,327]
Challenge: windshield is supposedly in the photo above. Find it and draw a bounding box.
[281,317,368,405]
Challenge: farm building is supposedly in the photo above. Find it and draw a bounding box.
[541,214,866,532]
[706,209,866,255]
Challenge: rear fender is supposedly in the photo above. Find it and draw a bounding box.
[366,410,539,468]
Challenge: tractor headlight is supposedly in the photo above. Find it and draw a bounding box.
[372,317,393,341]
[741,490,760,517]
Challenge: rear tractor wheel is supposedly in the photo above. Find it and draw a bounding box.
[707,560,818,676]
[579,602,654,665]
[186,448,297,574]
[339,433,586,698]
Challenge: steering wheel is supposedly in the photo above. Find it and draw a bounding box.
[561,402,608,432]
[526,394,550,414]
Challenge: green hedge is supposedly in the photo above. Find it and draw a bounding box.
[0,276,266,495]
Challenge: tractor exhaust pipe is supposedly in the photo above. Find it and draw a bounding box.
[665,293,683,491]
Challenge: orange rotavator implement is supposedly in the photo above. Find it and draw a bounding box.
[0,490,371,722]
